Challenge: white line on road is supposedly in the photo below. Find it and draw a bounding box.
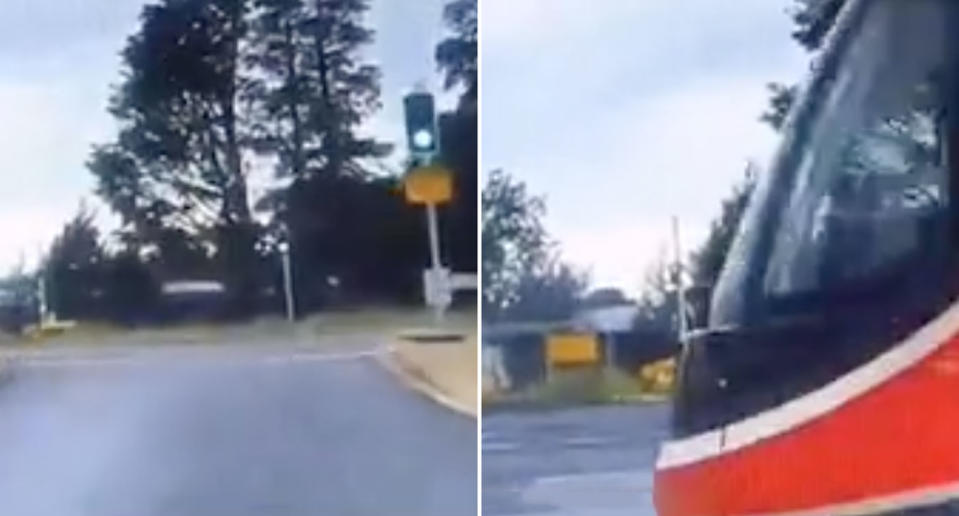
[561,437,615,448]
[262,350,379,364]
[8,349,379,369]
[503,469,656,516]
[534,470,652,488]
[483,441,521,453]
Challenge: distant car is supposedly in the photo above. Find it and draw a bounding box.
[160,280,226,297]
[0,288,34,334]
[158,280,229,322]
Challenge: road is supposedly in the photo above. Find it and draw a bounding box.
[0,344,476,515]
[483,403,670,516]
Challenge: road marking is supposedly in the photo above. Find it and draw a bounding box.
[10,349,378,369]
[262,350,378,364]
[483,441,521,453]
[562,437,614,448]
[535,469,653,488]
[507,469,655,516]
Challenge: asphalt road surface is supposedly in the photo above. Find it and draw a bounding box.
[0,345,476,515]
[483,403,670,516]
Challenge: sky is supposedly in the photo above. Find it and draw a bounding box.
[0,0,452,273]
[482,0,810,296]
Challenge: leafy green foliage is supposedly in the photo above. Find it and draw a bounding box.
[95,0,253,231]
[0,271,36,333]
[38,206,158,324]
[633,167,756,333]
[86,0,452,317]
[790,0,846,51]
[437,103,478,273]
[88,0,262,314]
[689,168,756,289]
[431,0,478,273]
[436,0,477,105]
[77,0,477,321]
[761,83,798,131]
[762,0,846,130]
[500,260,587,322]
[246,0,433,306]
[482,169,586,322]
[44,206,107,320]
[279,174,426,307]
[246,0,388,180]
[634,254,679,335]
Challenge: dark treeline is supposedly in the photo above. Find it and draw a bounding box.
[4,0,477,328]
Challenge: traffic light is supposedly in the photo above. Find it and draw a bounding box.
[403,91,437,160]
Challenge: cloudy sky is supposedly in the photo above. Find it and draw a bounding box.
[482,1,810,295]
[0,0,451,272]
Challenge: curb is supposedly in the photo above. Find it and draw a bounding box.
[396,328,467,343]
[375,344,476,419]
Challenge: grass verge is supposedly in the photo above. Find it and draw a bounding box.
[485,362,674,411]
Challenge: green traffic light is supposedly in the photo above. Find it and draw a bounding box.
[413,129,434,149]
[404,91,437,154]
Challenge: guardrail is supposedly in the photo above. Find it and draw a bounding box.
[450,273,477,291]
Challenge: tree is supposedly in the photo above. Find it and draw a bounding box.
[93,0,253,233]
[435,0,477,106]
[482,169,586,322]
[791,0,846,51]
[634,252,680,335]
[502,260,587,322]
[436,89,478,274]
[762,0,846,130]
[482,169,548,315]
[761,83,798,131]
[274,173,426,308]
[689,165,757,289]
[44,205,107,320]
[434,0,478,273]
[102,251,160,326]
[632,165,757,333]
[247,0,425,308]
[90,0,263,314]
[246,0,388,181]
[0,260,37,333]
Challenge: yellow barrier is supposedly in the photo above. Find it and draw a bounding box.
[638,357,677,394]
[546,332,600,367]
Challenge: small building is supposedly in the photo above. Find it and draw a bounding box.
[571,304,640,333]
[0,287,34,334]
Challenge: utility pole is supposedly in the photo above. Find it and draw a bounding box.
[37,271,47,327]
[279,240,295,323]
[35,244,48,328]
[672,216,688,345]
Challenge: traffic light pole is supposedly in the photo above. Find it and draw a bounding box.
[281,245,295,322]
[403,87,451,325]
[426,203,442,271]
[426,203,445,324]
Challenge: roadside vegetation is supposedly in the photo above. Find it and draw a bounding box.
[0,0,478,336]
[481,0,840,408]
